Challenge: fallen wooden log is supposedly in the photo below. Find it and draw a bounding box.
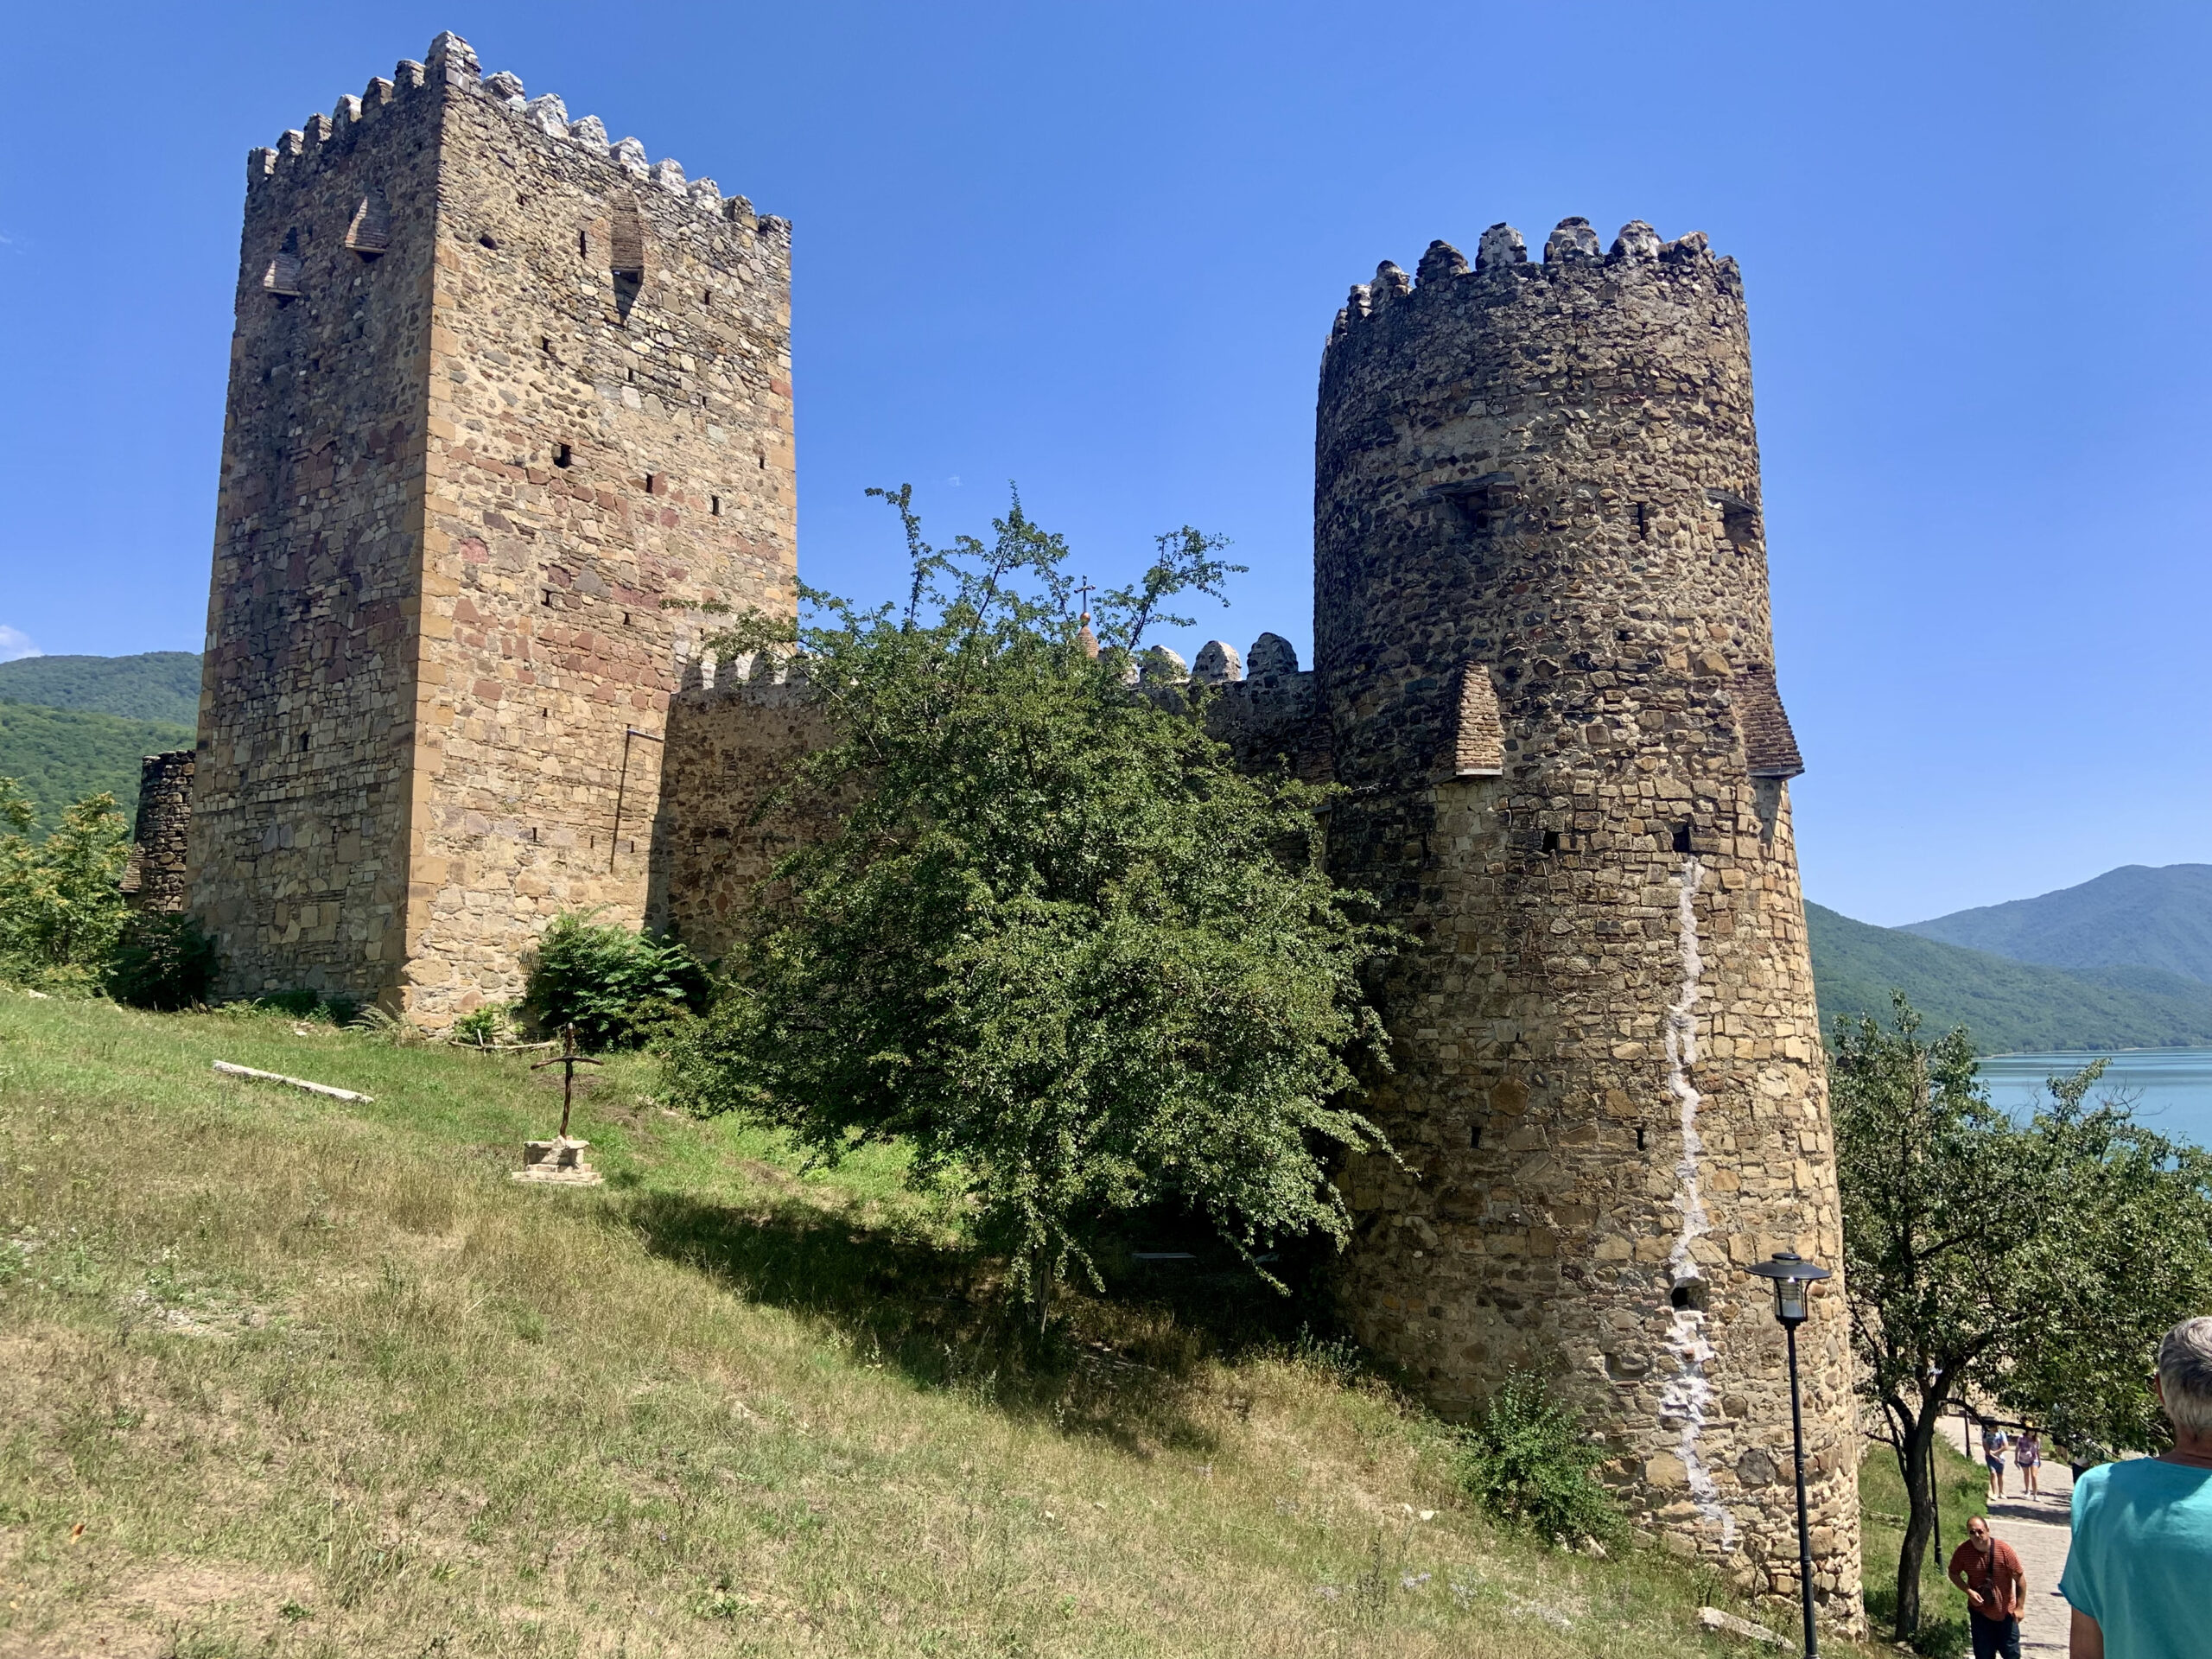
[212,1061,374,1103]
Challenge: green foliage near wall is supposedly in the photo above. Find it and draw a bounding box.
[1807,900,2212,1054]
[0,652,202,727]
[0,702,194,837]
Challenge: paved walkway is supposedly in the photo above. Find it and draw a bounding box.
[1981,1460,2073,1656]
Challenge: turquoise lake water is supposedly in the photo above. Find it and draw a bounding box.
[1977,1047,2212,1151]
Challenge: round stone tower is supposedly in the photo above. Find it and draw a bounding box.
[1314,218,1859,1621]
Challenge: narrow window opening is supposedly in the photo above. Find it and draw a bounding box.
[1540,829,1560,855]
[552,443,571,468]
[1469,1125,1484,1150]
[1634,501,1649,539]
[478,232,499,251]
[541,590,554,607]
[710,494,721,516]
[620,611,631,626]
[1636,1126,1648,1152]
[644,474,657,494]
[757,452,766,471]
[626,366,635,383]
[1669,1281,1709,1313]
[298,733,310,752]
[578,228,590,257]
[702,287,713,305]
[1672,823,1693,854]
[540,336,555,356]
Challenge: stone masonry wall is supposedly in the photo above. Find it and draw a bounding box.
[186,54,446,1002]
[185,33,795,1023]
[121,751,195,912]
[402,34,795,1022]
[1310,220,1859,1625]
[649,663,830,966]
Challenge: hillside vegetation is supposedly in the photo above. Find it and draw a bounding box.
[1903,863,2212,986]
[1806,901,2212,1054]
[0,702,194,836]
[0,994,1815,1659]
[0,652,202,728]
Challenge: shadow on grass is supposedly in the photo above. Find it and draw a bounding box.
[617,1185,1353,1456]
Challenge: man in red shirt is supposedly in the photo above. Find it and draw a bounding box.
[1948,1513,2027,1659]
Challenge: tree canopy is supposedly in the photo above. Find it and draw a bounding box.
[659,488,1397,1311]
[1833,993,2212,1640]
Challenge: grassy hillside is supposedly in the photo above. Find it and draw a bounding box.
[0,651,201,727]
[1902,863,2212,986]
[1807,901,2212,1054]
[0,994,1834,1658]
[0,700,194,833]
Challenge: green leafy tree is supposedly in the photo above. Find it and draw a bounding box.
[660,487,1395,1315]
[0,781,131,991]
[1834,994,2212,1642]
[105,911,220,1009]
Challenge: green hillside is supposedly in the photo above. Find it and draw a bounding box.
[1902,863,2212,986]
[1806,901,2212,1054]
[0,700,194,834]
[0,651,202,727]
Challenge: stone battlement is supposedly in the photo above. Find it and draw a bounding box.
[1328,219,1736,347]
[247,34,787,238]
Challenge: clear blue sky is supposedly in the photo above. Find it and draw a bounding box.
[1,2,2204,925]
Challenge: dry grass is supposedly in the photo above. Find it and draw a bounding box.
[0,991,1862,1656]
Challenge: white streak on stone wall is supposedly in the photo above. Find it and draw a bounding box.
[1661,854,1737,1549]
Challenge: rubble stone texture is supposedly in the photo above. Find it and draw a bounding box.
[181,34,794,1021]
[1308,222,1859,1624]
[120,750,195,912]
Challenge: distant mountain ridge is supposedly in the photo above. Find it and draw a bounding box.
[0,652,202,728]
[1807,902,2212,1055]
[1903,864,2212,987]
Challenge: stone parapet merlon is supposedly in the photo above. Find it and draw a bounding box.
[245,33,788,239]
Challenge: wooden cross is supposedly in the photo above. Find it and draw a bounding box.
[531,1023,601,1141]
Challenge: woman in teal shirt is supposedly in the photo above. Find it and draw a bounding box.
[2061,1317,2212,1658]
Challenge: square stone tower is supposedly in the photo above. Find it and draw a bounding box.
[186,33,794,1025]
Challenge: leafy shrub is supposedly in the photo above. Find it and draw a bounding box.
[0,780,130,992]
[1454,1370,1624,1547]
[451,1004,510,1048]
[521,912,708,1051]
[105,912,220,1009]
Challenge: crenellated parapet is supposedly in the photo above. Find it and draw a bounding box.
[245,33,786,238]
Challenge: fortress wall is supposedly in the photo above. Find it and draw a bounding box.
[399,35,796,1022]
[648,669,831,966]
[121,751,196,913]
[186,60,447,1001]
[1312,223,1859,1618]
[184,33,794,1021]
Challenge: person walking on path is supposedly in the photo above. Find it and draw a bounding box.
[1986,1421,2013,1500]
[2062,1315,2212,1658]
[1949,1513,2029,1659]
[2016,1427,2044,1500]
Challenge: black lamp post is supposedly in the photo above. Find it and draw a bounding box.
[1748,1249,1832,1659]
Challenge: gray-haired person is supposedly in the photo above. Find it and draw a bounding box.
[2062,1316,2212,1657]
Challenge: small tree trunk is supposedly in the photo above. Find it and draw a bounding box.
[1894,1410,1942,1641]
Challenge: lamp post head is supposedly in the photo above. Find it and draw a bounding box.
[1747,1249,1831,1329]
